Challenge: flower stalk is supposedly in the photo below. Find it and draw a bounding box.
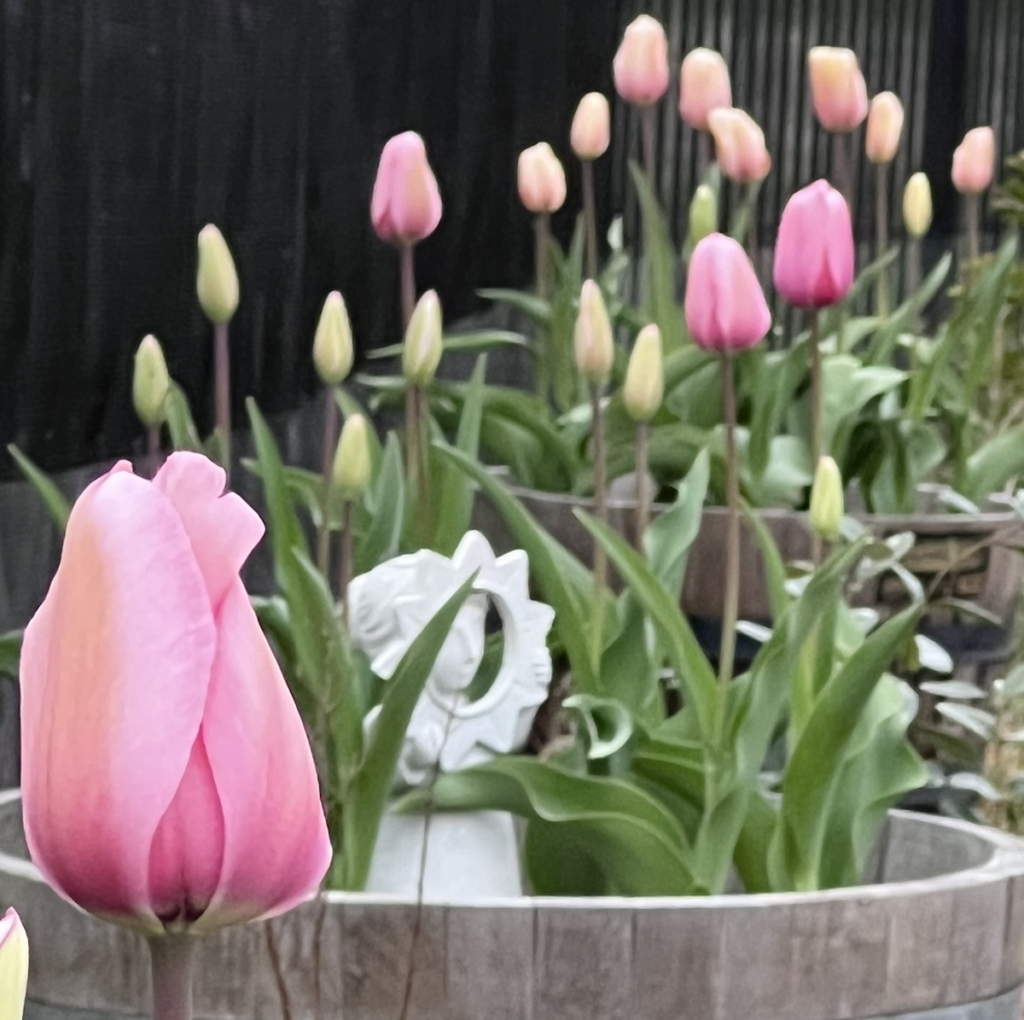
[148,936,195,1020]
[718,353,741,689]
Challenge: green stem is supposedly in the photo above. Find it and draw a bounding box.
[965,192,980,276]
[317,390,339,577]
[641,106,657,192]
[718,354,740,691]
[582,160,599,282]
[148,936,195,1020]
[339,500,353,628]
[590,383,608,661]
[534,213,553,404]
[831,132,853,213]
[809,308,823,566]
[634,422,650,551]
[876,164,890,316]
[147,425,162,477]
[400,244,416,328]
[214,322,231,481]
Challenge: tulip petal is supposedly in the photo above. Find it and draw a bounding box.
[196,580,330,932]
[153,453,264,610]
[20,466,216,932]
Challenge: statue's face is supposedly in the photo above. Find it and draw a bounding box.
[430,597,487,698]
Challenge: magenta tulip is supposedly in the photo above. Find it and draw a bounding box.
[371,131,443,246]
[20,453,331,936]
[685,233,771,351]
[773,179,855,309]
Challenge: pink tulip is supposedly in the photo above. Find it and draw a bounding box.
[952,127,996,194]
[679,48,732,131]
[865,92,904,165]
[685,233,771,351]
[773,179,855,309]
[808,47,868,133]
[517,143,567,214]
[707,108,772,183]
[371,131,443,246]
[613,15,670,107]
[20,453,331,937]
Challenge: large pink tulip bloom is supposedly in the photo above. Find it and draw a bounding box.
[371,131,443,246]
[685,233,771,351]
[20,453,331,936]
[774,179,855,309]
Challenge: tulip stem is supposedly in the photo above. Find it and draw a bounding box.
[582,161,599,281]
[641,106,657,191]
[339,500,353,628]
[534,213,553,404]
[147,426,162,476]
[697,130,713,184]
[317,390,340,577]
[831,132,853,214]
[148,935,195,1020]
[965,193,980,271]
[719,353,740,690]
[214,323,231,482]
[907,237,921,303]
[400,245,417,329]
[875,164,891,316]
[590,383,608,661]
[809,309,823,566]
[634,423,650,551]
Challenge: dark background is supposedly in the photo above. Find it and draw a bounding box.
[0,0,1016,475]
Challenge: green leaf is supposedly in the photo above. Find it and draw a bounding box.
[354,434,405,575]
[164,381,204,453]
[963,424,1024,501]
[564,693,636,764]
[0,630,23,678]
[741,503,789,622]
[340,573,478,890]
[476,288,552,325]
[367,330,529,360]
[7,445,70,532]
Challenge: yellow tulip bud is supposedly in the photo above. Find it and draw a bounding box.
[689,183,718,245]
[196,224,239,325]
[313,291,354,386]
[332,413,372,500]
[574,279,615,385]
[623,325,663,423]
[0,908,28,1020]
[402,290,443,386]
[132,335,171,429]
[902,172,933,239]
[810,455,844,542]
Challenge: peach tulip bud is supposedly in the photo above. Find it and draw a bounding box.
[403,289,443,386]
[810,456,844,542]
[571,93,611,161]
[517,143,567,214]
[707,108,772,183]
[196,225,239,325]
[679,48,732,131]
[371,131,443,246]
[903,172,933,239]
[774,179,854,309]
[332,413,372,500]
[865,91,904,164]
[20,454,331,936]
[132,335,171,430]
[808,47,868,133]
[0,908,28,1020]
[574,279,615,384]
[313,291,354,386]
[623,324,663,422]
[685,233,771,351]
[952,127,996,194]
[613,15,670,107]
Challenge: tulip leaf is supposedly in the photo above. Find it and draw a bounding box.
[354,433,405,575]
[7,445,70,533]
[476,288,552,326]
[340,573,478,891]
[962,424,1024,502]
[367,330,529,360]
[0,629,22,678]
[164,381,204,454]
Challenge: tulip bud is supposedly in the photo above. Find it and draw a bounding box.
[133,335,171,430]
[903,172,933,239]
[623,325,663,423]
[689,183,718,245]
[313,291,354,386]
[332,413,372,500]
[0,908,28,1020]
[574,280,615,384]
[952,126,996,195]
[371,131,443,246]
[707,108,772,183]
[685,233,771,352]
[865,91,904,164]
[774,180,855,309]
[807,47,869,133]
[196,224,239,325]
[517,143,567,214]
[810,455,844,542]
[571,93,611,161]
[679,48,732,131]
[613,15,670,107]
[403,290,443,386]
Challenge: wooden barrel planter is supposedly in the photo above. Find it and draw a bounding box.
[2,790,1024,1020]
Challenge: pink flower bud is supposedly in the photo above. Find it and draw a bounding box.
[613,15,670,108]
[952,127,996,195]
[685,233,771,352]
[371,131,443,246]
[571,93,611,161]
[707,108,772,183]
[808,47,869,133]
[517,143,567,214]
[865,91,904,164]
[679,48,732,131]
[773,179,855,309]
